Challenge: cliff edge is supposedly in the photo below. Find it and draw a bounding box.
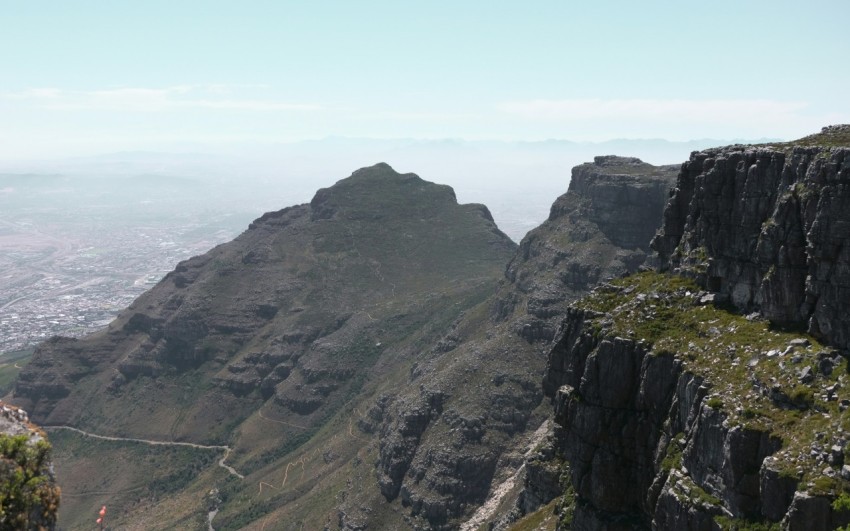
[653,124,850,349]
[543,126,850,530]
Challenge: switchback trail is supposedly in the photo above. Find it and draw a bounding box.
[45,425,244,479]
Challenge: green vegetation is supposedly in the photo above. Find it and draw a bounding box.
[792,128,850,148]
[832,492,850,512]
[667,470,722,510]
[713,515,780,531]
[661,433,685,472]
[707,397,723,410]
[789,385,814,408]
[0,434,60,529]
[689,482,722,507]
[810,475,842,496]
[557,488,576,529]
[753,126,850,150]
[792,181,819,202]
[555,465,577,529]
[48,429,219,528]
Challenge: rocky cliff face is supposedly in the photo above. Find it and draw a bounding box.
[0,401,60,530]
[653,124,850,349]
[543,127,850,530]
[546,274,850,530]
[506,156,678,342]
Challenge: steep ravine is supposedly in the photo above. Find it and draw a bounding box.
[333,156,678,530]
[542,126,850,530]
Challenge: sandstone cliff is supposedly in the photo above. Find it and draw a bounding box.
[653,124,850,349]
[543,126,850,530]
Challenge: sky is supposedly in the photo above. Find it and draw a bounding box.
[2,0,849,159]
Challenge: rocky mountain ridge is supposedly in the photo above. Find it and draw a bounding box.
[11,163,518,529]
[7,157,679,530]
[11,125,850,530]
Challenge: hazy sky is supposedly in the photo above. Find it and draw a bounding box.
[2,0,849,158]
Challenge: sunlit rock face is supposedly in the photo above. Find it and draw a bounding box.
[654,125,850,349]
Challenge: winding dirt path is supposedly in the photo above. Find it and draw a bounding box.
[45,425,244,479]
[257,410,308,430]
[256,408,368,496]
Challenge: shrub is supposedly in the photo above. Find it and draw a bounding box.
[0,434,60,528]
[832,492,850,512]
[707,397,723,410]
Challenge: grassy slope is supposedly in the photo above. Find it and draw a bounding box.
[0,349,32,396]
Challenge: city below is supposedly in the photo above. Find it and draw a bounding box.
[0,167,557,357]
[0,216,238,354]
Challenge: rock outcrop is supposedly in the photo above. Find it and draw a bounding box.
[507,156,678,341]
[0,401,60,530]
[546,276,850,530]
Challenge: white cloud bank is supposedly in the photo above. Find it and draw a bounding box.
[0,85,320,112]
[494,98,835,141]
[497,98,810,123]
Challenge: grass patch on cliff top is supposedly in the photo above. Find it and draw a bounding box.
[576,271,850,494]
[505,498,558,531]
[0,348,33,395]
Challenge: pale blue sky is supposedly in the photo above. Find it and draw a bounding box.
[2,0,848,158]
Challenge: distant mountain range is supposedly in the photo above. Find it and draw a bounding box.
[0,136,780,243]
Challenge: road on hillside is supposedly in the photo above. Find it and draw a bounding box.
[44,425,244,479]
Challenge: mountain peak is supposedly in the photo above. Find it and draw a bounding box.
[350,161,395,174]
[310,163,458,221]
